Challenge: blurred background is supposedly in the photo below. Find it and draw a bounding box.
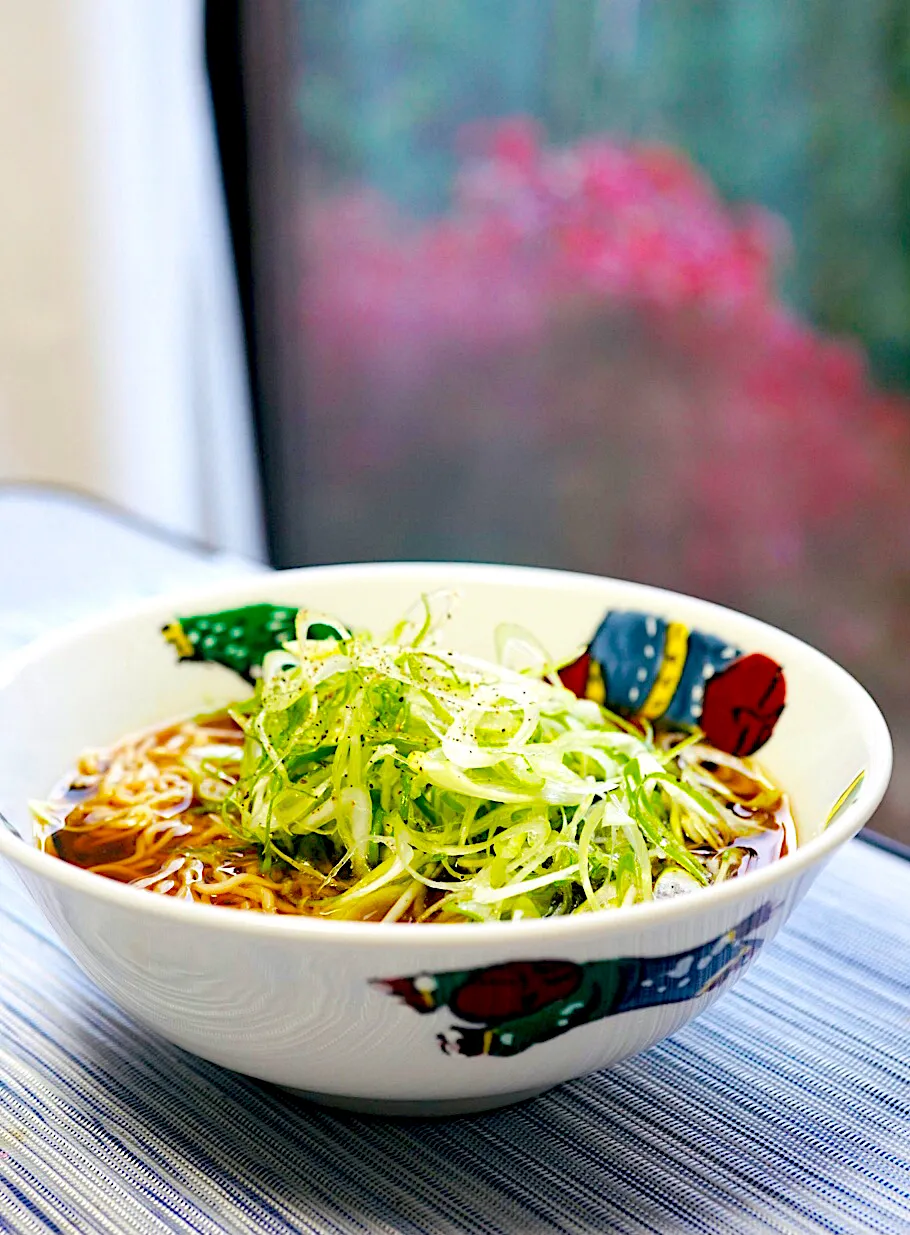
[1,0,909,845]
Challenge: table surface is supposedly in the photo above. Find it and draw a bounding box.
[1,488,908,1235]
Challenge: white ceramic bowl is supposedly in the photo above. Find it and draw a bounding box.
[0,564,892,1116]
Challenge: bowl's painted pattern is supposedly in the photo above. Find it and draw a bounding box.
[162,604,345,683]
[376,902,776,1057]
[559,610,786,755]
[161,601,787,758]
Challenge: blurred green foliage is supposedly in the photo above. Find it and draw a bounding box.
[297,0,551,213]
[295,0,910,387]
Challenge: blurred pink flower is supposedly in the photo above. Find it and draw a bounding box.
[298,117,910,594]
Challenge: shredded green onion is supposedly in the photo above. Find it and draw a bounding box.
[210,593,786,922]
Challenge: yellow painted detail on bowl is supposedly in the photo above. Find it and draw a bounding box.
[641,622,689,719]
[586,659,606,705]
[161,620,193,660]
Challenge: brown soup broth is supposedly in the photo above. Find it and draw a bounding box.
[37,714,795,922]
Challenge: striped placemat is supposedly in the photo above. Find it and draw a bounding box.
[2,840,908,1235]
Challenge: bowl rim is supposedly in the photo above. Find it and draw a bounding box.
[0,561,893,946]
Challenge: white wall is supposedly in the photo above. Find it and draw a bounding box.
[0,1,264,558]
[0,5,101,493]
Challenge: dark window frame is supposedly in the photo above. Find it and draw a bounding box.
[205,0,301,567]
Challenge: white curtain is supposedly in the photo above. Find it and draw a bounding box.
[0,0,264,559]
